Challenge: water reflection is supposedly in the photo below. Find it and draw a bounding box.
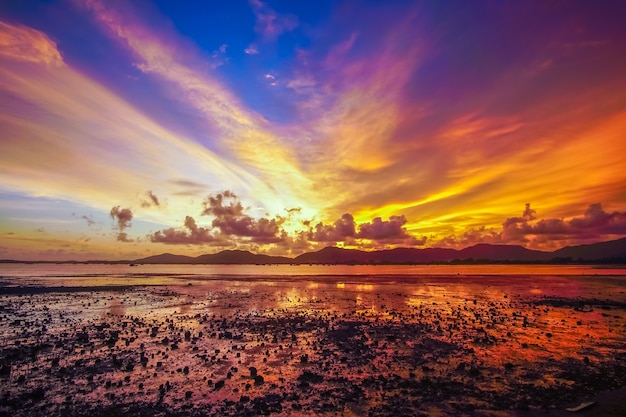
[356,284,374,291]
[1,269,625,417]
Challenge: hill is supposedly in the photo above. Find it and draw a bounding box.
[552,237,626,261]
[457,244,551,262]
[134,250,291,265]
[194,250,291,264]
[132,237,626,265]
[133,253,195,264]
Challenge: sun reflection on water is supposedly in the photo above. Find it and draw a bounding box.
[1,268,625,416]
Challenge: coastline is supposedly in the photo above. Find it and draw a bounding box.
[1,268,625,416]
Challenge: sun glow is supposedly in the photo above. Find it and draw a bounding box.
[1,1,625,260]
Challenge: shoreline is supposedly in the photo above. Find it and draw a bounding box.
[1,272,625,416]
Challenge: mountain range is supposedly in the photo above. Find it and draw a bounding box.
[132,237,626,265]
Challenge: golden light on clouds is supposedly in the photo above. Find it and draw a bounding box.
[1,1,625,260]
[0,21,63,66]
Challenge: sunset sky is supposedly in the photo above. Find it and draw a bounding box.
[1,0,626,261]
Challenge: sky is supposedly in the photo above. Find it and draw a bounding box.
[1,0,626,261]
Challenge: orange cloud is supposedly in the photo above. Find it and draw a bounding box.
[435,203,626,250]
[76,0,317,217]
[202,191,285,243]
[0,21,64,66]
[140,190,160,208]
[0,18,301,239]
[109,206,133,230]
[2,2,626,260]
[150,216,222,245]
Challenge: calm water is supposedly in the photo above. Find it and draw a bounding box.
[2,262,626,279]
[2,263,626,300]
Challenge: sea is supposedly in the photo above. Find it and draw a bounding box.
[2,263,626,299]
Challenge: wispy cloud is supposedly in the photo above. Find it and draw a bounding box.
[209,43,229,68]
[0,17,299,232]
[140,190,160,208]
[0,21,64,66]
[2,1,626,260]
[279,3,626,243]
[81,215,95,227]
[77,0,317,216]
[248,0,298,40]
[168,179,207,197]
[244,44,259,55]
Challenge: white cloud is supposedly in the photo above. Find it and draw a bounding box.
[244,44,259,55]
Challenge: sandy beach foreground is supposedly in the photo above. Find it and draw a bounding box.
[1,269,625,417]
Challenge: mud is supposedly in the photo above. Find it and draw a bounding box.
[1,272,625,416]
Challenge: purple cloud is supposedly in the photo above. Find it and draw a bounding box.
[201,190,245,217]
[306,213,425,246]
[150,215,220,245]
[110,206,134,243]
[168,179,207,197]
[501,203,626,243]
[202,191,285,243]
[443,203,626,248]
[81,215,95,226]
[308,213,356,242]
[140,190,160,208]
[249,0,298,40]
[110,206,133,230]
[116,232,133,242]
[357,215,409,240]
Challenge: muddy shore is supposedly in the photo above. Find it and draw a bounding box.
[1,274,625,416]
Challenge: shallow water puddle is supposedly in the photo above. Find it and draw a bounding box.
[1,273,625,416]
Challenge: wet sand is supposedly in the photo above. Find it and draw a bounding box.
[1,272,625,416]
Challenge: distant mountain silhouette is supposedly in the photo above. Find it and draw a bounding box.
[130,237,626,265]
[456,244,551,262]
[552,237,626,261]
[194,250,291,264]
[133,253,196,264]
[134,250,291,265]
[293,247,370,264]
[133,238,626,265]
[292,245,551,264]
[292,246,461,264]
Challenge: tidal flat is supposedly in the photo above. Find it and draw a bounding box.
[1,266,626,417]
